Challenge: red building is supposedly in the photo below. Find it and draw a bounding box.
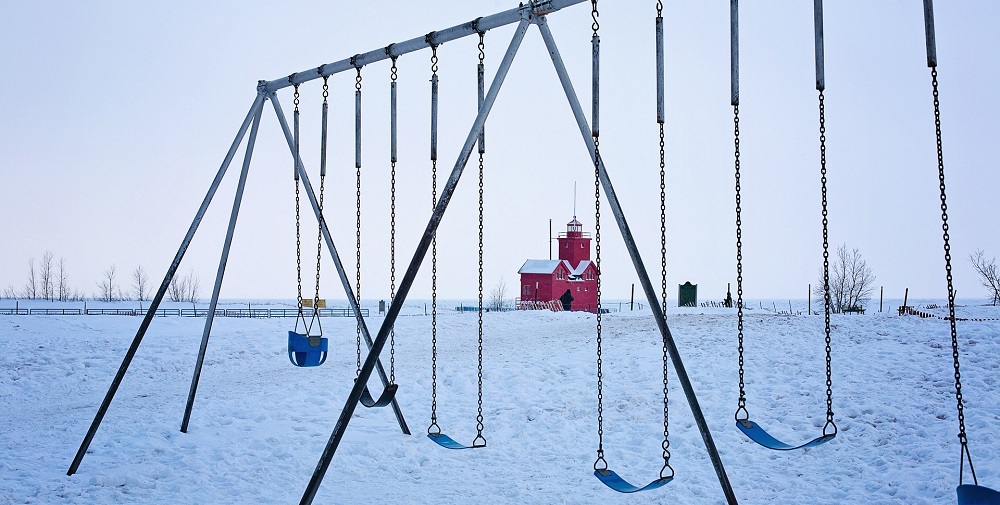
[517,217,599,311]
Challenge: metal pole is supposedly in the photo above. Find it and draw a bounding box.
[298,18,530,505]
[268,92,409,435]
[180,99,263,433]
[266,0,587,93]
[536,17,739,504]
[656,12,664,123]
[731,0,739,106]
[923,0,937,68]
[67,93,266,476]
[813,0,825,91]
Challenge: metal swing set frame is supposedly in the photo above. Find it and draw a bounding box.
[65,1,745,503]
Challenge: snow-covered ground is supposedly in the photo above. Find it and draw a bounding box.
[2,300,998,504]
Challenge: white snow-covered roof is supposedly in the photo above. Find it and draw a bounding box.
[570,260,593,276]
[518,259,564,274]
[519,259,595,277]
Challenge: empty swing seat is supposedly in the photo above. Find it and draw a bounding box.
[737,419,835,451]
[288,331,328,367]
[959,484,1000,505]
[427,433,485,450]
[594,469,672,493]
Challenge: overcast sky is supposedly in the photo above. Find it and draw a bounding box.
[2,1,998,303]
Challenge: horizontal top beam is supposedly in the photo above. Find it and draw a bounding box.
[260,0,587,93]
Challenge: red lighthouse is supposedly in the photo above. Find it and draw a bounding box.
[517,217,599,311]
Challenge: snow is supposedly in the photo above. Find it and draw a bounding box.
[518,259,565,274]
[2,300,999,504]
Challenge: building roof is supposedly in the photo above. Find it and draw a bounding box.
[518,259,564,275]
[570,260,593,277]
[518,259,597,277]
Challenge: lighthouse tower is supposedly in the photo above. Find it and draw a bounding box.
[558,217,591,266]
[517,216,599,311]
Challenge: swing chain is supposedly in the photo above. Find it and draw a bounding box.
[428,44,440,436]
[932,67,975,484]
[355,65,363,377]
[293,84,304,322]
[733,104,748,422]
[818,90,837,436]
[591,0,607,473]
[474,32,487,449]
[656,0,663,17]
[658,120,673,478]
[389,57,398,384]
[314,78,328,317]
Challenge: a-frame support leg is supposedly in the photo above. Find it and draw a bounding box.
[268,92,410,435]
[67,93,267,476]
[296,16,532,505]
[535,16,739,505]
[180,94,265,433]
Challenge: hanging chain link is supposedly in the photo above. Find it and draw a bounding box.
[293,85,304,325]
[590,0,607,473]
[931,67,976,485]
[733,104,747,422]
[389,59,398,384]
[658,106,672,481]
[312,78,328,336]
[818,90,837,437]
[428,44,440,436]
[355,66,363,377]
[473,32,487,448]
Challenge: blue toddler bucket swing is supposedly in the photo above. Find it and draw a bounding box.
[288,308,327,368]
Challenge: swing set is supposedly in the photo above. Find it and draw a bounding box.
[64,1,996,504]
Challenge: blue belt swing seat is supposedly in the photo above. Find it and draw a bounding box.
[920,2,1000,502]
[423,31,488,451]
[729,0,838,452]
[590,1,673,493]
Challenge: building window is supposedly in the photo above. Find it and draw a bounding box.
[577,287,581,292]
[556,270,564,280]
[564,243,568,249]
[585,287,589,291]
[586,271,594,280]
[523,285,530,295]
[580,243,584,248]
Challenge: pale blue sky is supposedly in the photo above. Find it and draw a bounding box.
[1,1,997,302]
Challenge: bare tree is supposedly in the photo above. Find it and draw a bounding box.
[57,257,69,301]
[490,277,510,311]
[39,251,55,300]
[168,269,200,303]
[97,265,117,302]
[814,244,876,313]
[970,249,1000,306]
[133,265,149,301]
[2,285,15,299]
[22,258,37,299]
[185,270,200,303]
[168,273,186,302]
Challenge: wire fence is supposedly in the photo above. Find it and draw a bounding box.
[0,307,368,318]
